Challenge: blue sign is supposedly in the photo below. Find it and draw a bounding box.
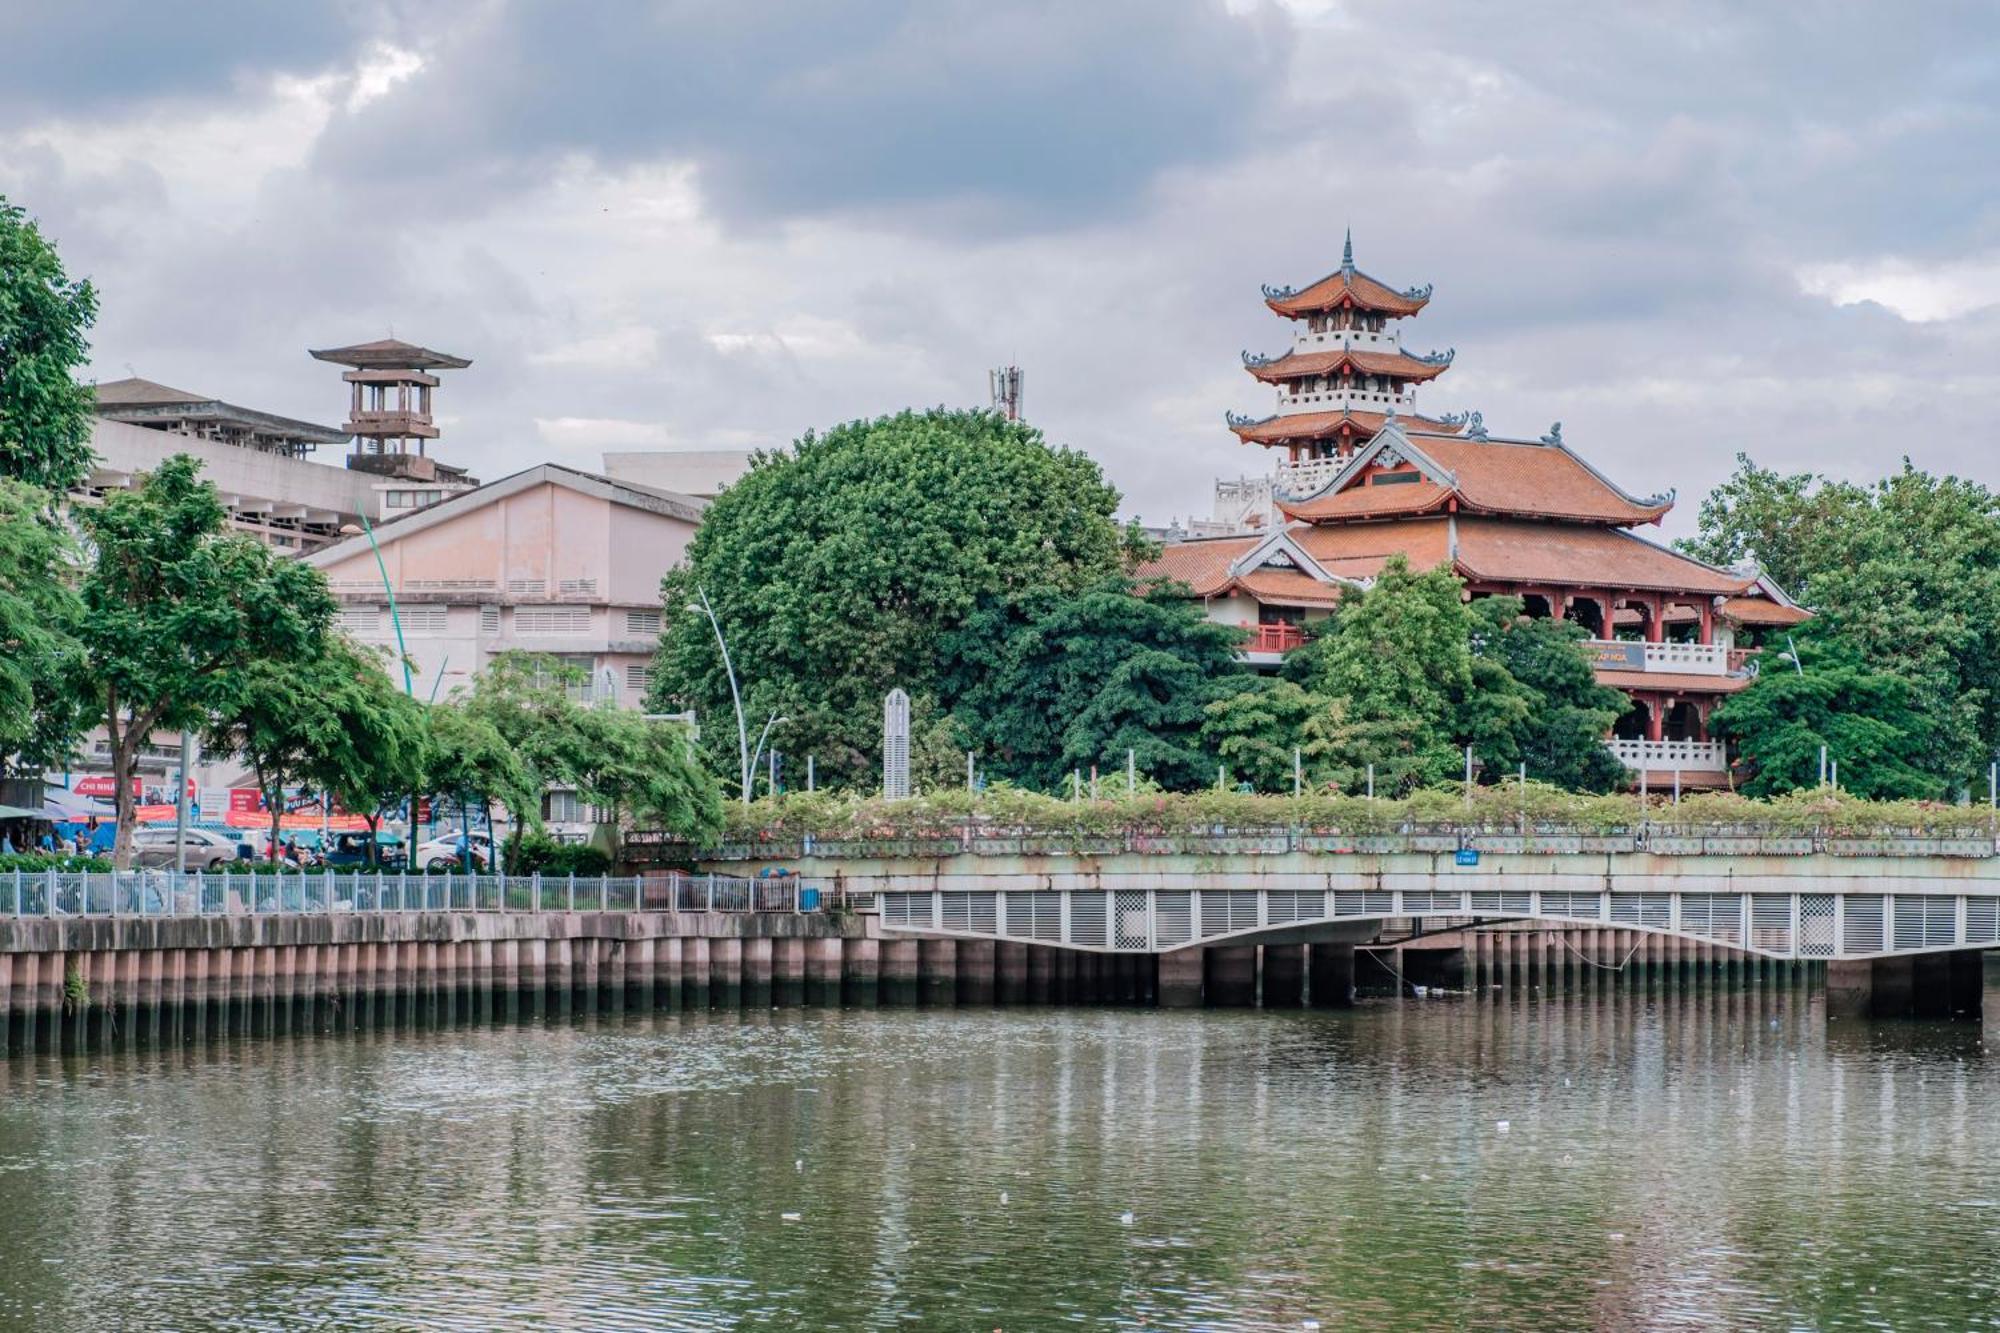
[1455,848,1481,866]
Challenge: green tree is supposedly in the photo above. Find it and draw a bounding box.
[75,455,336,867]
[1710,637,1933,798]
[1468,599,1629,792]
[1289,558,1476,790]
[422,702,538,862]
[0,479,85,773]
[647,409,1138,788]
[569,705,725,846]
[0,197,97,491]
[943,577,1243,790]
[206,638,428,862]
[461,652,593,850]
[1200,677,1332,792]
[1682,456,2000,790]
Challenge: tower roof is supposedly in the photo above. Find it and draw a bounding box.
[1243,346,1454,385]
[309,338,472,371]
[1262,236,1432,318]
[1276,422,1674,526]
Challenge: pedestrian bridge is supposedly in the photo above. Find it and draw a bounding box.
[690,837,2000,962]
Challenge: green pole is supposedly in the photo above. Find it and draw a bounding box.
[358,514,413,697]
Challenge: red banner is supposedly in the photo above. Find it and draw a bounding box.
[73,775,140,799]
[221,809,369,832]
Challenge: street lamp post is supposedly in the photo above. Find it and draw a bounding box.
[339,517,413,697]
[692,587,786,804]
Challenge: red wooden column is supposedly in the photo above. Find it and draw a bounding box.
[1643,594,1665,643]
[1645,693,1665,741]
[1697,599,1715,645]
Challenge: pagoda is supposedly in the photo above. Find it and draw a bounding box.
[311,338,476,487]
[1142,236,1810,788]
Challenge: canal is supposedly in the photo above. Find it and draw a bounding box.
[2,990,1997,1329]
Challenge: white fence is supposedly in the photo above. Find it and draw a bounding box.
[0,869,827,920]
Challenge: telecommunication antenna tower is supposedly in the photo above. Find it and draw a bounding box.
[989,365,1023,421]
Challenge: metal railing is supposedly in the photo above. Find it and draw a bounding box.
[0,868,828,920]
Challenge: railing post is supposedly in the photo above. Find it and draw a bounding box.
[46,867,56,919]
[532,871,541,914]
[600,873,609,913]
[10,867,18,918]
[567,871,576,914]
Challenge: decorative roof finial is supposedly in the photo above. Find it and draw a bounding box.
[1465,410,1488,442]
[1342,227,1354,275]
[1540,421,1563,445]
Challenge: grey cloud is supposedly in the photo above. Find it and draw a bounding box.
[311,0,1289,230]
[0,1,369,113]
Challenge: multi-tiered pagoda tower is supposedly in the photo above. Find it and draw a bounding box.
[1144,236,1810,788]
[1227,231,1460,476]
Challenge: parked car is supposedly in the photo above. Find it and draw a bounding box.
[413,830,494,871]
[130,826,240,871]
[322,830,406,869]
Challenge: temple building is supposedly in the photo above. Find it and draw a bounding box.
[1139,236,1809,787]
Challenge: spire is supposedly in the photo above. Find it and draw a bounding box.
[1341,228,1354,275]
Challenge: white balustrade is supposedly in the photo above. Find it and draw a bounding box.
[1273,456,1345,498]
[1607,738,1727,772]
[1586,639,1731,677]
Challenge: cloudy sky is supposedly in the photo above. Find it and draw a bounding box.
[6,1,1998,534]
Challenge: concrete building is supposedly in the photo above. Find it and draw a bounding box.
[304,462,707,710]
[601,448,756,501]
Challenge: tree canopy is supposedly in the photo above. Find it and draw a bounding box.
[1682,455,2000,792]
[74,454,337,866]
[1710,635,1934,799]
[0,478,84,773]
[647,409,1139,788]
[942,577,1244,790]
[0,197,97,492]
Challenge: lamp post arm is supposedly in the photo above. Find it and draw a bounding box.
[697,587,753,802]
[361,515,414,697]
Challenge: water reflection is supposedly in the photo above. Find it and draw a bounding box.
[1,987,1996,1330]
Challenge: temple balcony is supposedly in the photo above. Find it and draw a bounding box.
[1277,387,1412,413]
[1608,738,1728,774]
[1294,328,1400,354]
[1586,640,1756,678]
[1274,456,1344,499]
[1240,621,1307,665]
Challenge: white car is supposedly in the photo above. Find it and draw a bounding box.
[413,831,494,870]
[130,826,240,871]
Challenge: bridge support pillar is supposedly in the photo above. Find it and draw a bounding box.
[806,938,842,1007]
[881,940,919,1006]
[1262,945,1306,1008]
[742,938,773,1008]
[956,940,997,1006]
[843,938,880,1007]
[1828,951,1985,1021]
[1309,944,1355,1008]
[1157,948,1203,1008]
[918,939,958,1006]
[996,942,1029,1005]
[1204,946,1257,1007]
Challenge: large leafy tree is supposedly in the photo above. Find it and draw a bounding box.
[1288,558,1477,791]
[1681,456,2000,790]
[1468,598,1629,792]
[74,454,336,867]
[206,638,428,862]
[1200,677,1332,793]
[0,197,97,492]
[942,578,1243,790]
[569,705,725,845]
[461,652,593,846]
[422,702,538,857]
[1710,636,1933,798]
[0,478,85,773]
[647,409,1137,788]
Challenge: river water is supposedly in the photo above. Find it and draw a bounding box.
[2,990,1997,1330]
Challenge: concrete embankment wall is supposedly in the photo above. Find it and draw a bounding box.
[0,913,1173,1056]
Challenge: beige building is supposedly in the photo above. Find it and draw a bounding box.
[304,463,707,709]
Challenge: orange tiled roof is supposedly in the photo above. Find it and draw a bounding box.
[1266,269,1430,319]
[1132,535,1263,598]
[1452,518,1752,595]
[1246,347,1450,385]
[1234,568,1347,607]
[1279,435,1673,526]
[1230,408,1461,445]
[1292,516,1456,579]
[1718,596,1812,626]
[1595,669,1753,695]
